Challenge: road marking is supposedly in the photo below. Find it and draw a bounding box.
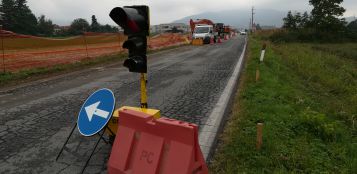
[199,37,247,161]
[85,101,110,122]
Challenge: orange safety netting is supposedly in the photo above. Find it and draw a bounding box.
[0,31,188,72]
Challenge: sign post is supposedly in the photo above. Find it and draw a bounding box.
[56,88,115,174]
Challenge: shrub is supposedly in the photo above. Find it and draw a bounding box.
[269,28,352,43]
[294,109,345,142]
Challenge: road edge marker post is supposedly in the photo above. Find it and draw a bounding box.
[259,43,266,62]
[256,68,260,82]
[256,123,264,150]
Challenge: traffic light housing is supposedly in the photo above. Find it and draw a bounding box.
[109,6,149,73]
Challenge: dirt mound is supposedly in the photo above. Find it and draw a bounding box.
[0,30,34,38]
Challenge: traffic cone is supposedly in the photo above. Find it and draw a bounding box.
[218,37,222,43]
[210,37,214,45]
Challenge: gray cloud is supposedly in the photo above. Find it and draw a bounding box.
[26,0,356,26]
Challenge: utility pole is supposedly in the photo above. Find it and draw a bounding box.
[249,18,252,31]
[251,6,255,32]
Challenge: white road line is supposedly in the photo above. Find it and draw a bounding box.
[199,37,247,161]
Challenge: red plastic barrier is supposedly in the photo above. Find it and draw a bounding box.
[108,109,208,174]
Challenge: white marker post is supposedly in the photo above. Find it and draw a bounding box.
[260,43,267,62]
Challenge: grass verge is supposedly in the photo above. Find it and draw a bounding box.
[209,36,356,173]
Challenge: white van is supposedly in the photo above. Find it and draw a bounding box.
[192,25,216,44]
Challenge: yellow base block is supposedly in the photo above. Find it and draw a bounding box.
[106,106,161,136]
[192,38,203,45]
[184,37,191,44]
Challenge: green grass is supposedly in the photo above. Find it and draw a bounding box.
[210,36,356,173]
[311,43,357,61]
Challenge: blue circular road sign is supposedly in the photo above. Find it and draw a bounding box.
[77,88,115,136]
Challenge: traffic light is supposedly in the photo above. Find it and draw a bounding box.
[109,6,149,73]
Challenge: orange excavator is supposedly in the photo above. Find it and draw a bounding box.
[223,25,231,34]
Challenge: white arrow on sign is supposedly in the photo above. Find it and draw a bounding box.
[85,101,110,122]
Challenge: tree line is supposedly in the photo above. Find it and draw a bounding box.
[274,0,357,42]
[0,0,118,37]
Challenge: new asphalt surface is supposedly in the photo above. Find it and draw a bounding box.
[0,35,246,173]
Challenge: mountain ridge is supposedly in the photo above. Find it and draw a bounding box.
[173,9,356,29]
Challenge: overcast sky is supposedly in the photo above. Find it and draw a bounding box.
[26,0,357,26]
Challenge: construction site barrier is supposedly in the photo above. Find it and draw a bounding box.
[0,30,188,72]
[108,109,208,174]
[192,38,203,46]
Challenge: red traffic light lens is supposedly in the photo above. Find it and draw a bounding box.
[109,6,148,35]
[127,19,139,33]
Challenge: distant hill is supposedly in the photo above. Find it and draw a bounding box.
[172,9,287,29]
[173,9,356,29]
[346,16,356,24]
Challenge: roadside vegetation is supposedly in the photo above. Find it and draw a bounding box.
[270,0,357,43]
[210,34,356,173]
[1,0,118,37]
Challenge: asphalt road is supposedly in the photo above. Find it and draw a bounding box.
[0,35,246,174]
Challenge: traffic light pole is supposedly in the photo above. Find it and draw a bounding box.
[109,6,149,108]
[140,73,148,108]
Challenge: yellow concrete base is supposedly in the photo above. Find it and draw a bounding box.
[192,38,203,45]
[184,37,191,44]
[106,106,161,136]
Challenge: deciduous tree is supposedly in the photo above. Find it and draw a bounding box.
[283,11,298,30]
[37,15,54,36]
[309,0,346,32]
[1,0,38,34]
[68,18,90,35]
[90,15,100,32]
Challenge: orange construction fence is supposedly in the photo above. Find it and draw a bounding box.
[0,30,189,72]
